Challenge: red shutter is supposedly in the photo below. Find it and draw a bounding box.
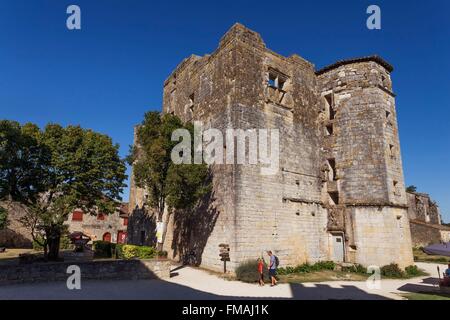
[123,217,128,226]
[72,211,83,221]
[97,213,105,221]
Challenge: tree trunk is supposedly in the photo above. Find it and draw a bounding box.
[46,228,61,261]
[156,207,168,252]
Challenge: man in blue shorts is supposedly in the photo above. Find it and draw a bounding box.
[267,251,278,287]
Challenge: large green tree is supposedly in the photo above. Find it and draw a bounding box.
[128,112,210,249]
[0,120,127,260]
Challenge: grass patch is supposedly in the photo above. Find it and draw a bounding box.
[400,292,450,300]
[279,270,369,283]
[0,248,35,259]
[413,247,449,264]
[0,248,36,266]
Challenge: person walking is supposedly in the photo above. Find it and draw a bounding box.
[257,258,265,286]
[267,251,278,287]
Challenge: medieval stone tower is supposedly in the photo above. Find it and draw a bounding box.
[128,23,414,271]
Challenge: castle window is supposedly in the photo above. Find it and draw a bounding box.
[386,110,391,119]
[97,213,105,221]
[389,144,395,158]
[267,70,287,91]
[268,74,276,88]
[189,93,195,112]
[328,192,339,205]
[393,180,400,195]
[325,124,334,136]
[324,94,335,120]
[327,158,337,181]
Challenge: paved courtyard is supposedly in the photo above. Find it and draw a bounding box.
[0,262,445,300]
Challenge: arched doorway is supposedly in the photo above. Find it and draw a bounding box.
[102,232,112,243]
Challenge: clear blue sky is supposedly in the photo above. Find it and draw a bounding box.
[0,0,449,221]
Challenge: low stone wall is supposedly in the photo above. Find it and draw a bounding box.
[410,220,446,247]
[0,259,171,286]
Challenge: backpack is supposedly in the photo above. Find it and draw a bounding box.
[274,255,280,267]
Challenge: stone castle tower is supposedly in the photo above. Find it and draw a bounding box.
[129,23,414,271]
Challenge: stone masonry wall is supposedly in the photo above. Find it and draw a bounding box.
[317,61,413,268]
[0,259,171,286]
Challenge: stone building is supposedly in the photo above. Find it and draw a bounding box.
[65,203,129,244]
[129,23,414,271]
[0,202,33,248]
[406,191,450,247]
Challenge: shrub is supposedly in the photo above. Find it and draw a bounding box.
[138,246,157,259]
[157,250,168,258]
[342,264,367,274]
[236,260,269,283]
[115,244,157,260]
[277,261,336,275]
[405,265,426,277]
[93,240,114,258]
[314,261,336,271]
[59,236,74,250]
[121,245,140,259]
[115,243,124,258]
[381,263,405,278]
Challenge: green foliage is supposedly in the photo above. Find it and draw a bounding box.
[157,250,168,258]
[312,261,336,271]
[33,235,73,251]
[235,260,269,283]
[128,112,210,222]
[406,185,417,193]
[0,207,7,230]
[380,263,405,278]
[278,261,336,275]
[32,235,46,251]
[405,265,427,277]
[93,241,115,258]
[0,120,127,260]
[342,264,367,274]
[115,244,158,260]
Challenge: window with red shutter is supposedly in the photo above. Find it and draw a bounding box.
[97,213,105,221]
[72,211,83,221]
[123,217,128,226]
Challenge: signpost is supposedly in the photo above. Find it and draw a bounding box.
[219,244,230,273]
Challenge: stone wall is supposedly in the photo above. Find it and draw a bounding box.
[351,207,413,268]
[409,219,450,247]
[0,202,33,248]
[406,192,441,224]
[0,259,171,285]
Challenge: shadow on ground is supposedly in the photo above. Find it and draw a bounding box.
[0,266,391,300]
